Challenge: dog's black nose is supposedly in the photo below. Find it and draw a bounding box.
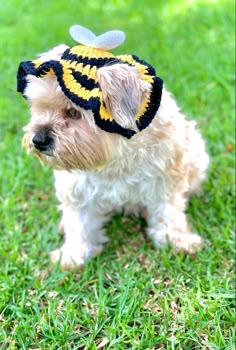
[32,131,53,152]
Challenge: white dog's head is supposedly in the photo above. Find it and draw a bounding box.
[17,36,163,171]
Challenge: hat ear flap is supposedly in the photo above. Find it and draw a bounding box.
[97,63,151,131]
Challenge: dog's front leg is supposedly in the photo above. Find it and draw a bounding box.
[50,204,108,269]
[146,203,203,254]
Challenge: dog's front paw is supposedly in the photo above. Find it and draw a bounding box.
[50,247,85,270]
[152,230,203,254]
[170,232,203,254]
[50,244,103,270]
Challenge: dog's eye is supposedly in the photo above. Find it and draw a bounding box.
[65,108,82,119]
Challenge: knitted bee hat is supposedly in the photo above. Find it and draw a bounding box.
[17,25,163,139]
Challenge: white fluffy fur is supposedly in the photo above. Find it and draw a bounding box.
[22,45,209,269]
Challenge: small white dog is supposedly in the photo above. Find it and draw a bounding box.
[17,25,209,269]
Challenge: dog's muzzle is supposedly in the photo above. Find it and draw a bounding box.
[32,131,54,156]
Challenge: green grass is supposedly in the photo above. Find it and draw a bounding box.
[0,0,235,349]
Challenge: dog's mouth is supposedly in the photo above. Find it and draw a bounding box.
[39,149,55,157]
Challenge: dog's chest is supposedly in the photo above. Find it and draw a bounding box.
[54,168,164,212]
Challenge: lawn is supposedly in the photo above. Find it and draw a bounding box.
[0,0,235,349]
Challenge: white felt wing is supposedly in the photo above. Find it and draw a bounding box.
[69,25,96,46]
[92,30,126,50]
[69,25,125,50]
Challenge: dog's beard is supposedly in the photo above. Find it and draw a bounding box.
[22,127,119,171]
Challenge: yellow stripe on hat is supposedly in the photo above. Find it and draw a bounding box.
[70,45,114,60]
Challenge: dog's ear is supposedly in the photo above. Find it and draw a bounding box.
[97,63,151,131]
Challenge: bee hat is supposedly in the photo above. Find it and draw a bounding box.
[17,25,163,139]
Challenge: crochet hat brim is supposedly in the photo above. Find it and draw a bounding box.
[17,46,163,138]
